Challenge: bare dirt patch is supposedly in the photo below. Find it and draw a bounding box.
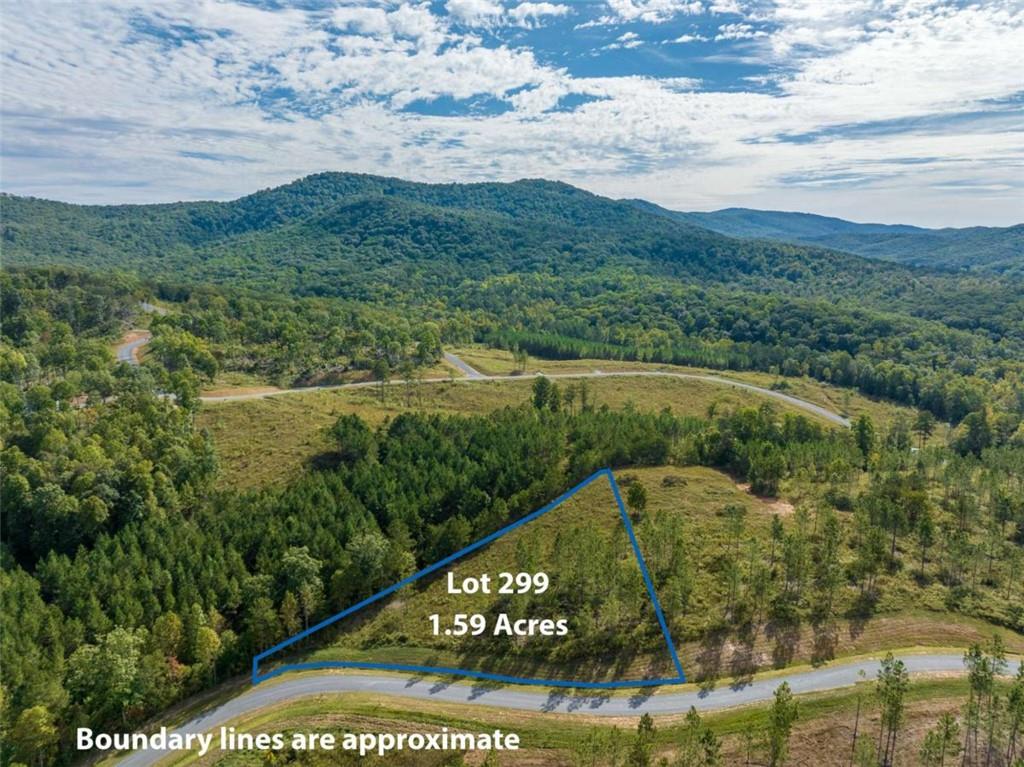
[736,482,795,515]
[201,385,282,398]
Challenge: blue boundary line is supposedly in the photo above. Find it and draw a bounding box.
[253,468,687,687]
[605,469,687,682]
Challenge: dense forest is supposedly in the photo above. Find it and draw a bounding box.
[4,174,1022,428]
[1,268,1022,764]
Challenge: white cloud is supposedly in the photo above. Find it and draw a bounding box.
[1,0,1022,226]
[606,31,645,49]
[709,0,743,13]
[603,0,705,24]
[507,2,573,27]
[445,0,504,26]
[666,33,708,43]
[714,22,767,40]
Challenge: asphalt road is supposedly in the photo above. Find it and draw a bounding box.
[202,354,851,428]
[116,654,970,765]
[116,331,152,365]
[443,351,485,378]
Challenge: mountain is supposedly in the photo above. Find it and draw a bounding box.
[629,202,1024,275]
[2,173,1021,341]
[1,173,904,297]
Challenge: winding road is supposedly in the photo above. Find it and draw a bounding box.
[116,331,152,364]
[114,329,848,428]
[116,654,983,765]
[201,355,851,427]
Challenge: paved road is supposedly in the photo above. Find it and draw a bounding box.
[140,301,169,316]
[202,355,850,428]
[117,654,973,765]
[116,331,152,365]
[443,351,485,378]
[115,303,165,365]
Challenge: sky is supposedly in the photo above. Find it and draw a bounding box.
[1,0,1022,226]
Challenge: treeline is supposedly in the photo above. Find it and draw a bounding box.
[4,173,1024,416]
[1,267,451,394]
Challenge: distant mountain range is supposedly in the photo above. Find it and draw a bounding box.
[1,173,1020,343]
[0,174,907,300]
[628,202,1023,275]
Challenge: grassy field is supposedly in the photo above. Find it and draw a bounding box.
[139,676,1015,767]
[448,345,920,428]
[198,357,920,490]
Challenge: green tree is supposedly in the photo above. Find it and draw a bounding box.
[913,410,936,448]
[150,611,183,659]
[875,653,910,766]
[627,713,655,767]
[917,508,935,578]
[672,707,720,766]
[1006,662,1024,765]
[854,415,876,469]
[330,413,376,463]
[919,712,960,767]
[768,681,798,766]
[953,410,992,457]
[769,514,784,569]
[626,482,648,521]
[245,596,280,652]
[372,357,390,402]
[279,591,301,637]
[9,705,58,767]
[192,626,221,683]
[532,375,553,410]
[68,627,146,725]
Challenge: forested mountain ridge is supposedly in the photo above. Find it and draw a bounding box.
[4,173,1024,345]
[630,202,1024,275]
[4,174,1024,433]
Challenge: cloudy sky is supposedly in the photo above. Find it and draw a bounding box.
[2,0,1022,225]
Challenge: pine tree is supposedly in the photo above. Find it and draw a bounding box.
[768,682,798,766]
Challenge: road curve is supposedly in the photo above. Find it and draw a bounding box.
[117,654,972,765]
[202,357,850,428]
[116,331,152,365]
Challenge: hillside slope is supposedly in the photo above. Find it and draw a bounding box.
[4,174,1023,333]
[631,202,1023,275]
[1,176,898,294]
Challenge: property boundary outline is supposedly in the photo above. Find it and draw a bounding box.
[253,468,687,688]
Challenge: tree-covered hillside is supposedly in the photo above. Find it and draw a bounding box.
[4,174,1021,315]
[4,174,1023,429]
[634,203,1024,276]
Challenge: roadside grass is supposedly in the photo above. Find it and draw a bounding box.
[138,677,1016,767]
[448,345,918,428]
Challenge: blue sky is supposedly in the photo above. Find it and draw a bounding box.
[2,0,1022,226]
